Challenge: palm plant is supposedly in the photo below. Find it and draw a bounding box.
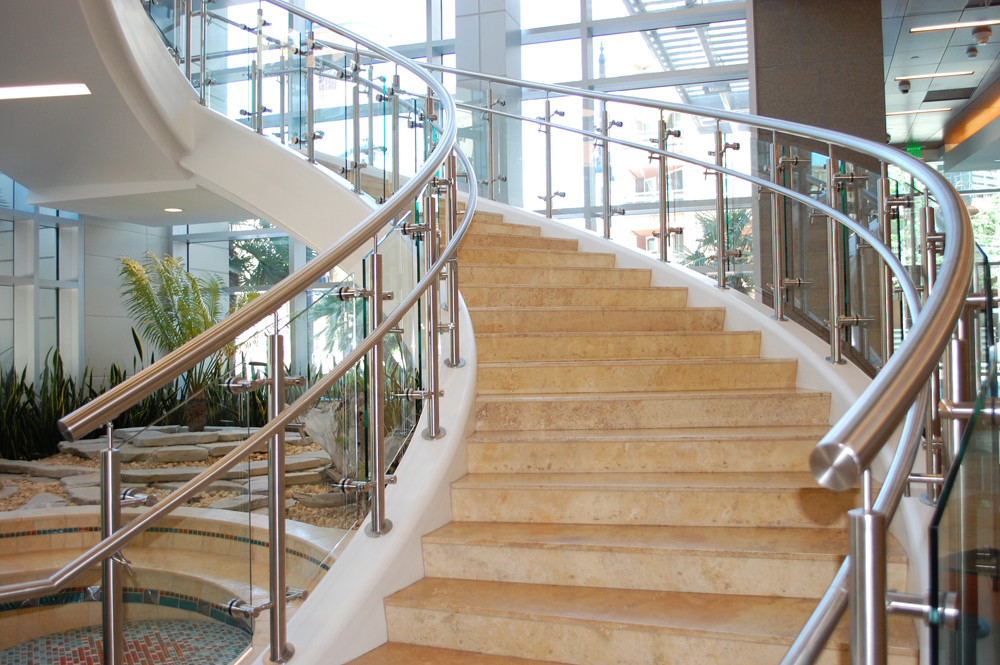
[119,252,234,430]
[679,208,755,291]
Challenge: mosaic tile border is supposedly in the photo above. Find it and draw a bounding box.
[0,586,252,634]
[0,525,330,571]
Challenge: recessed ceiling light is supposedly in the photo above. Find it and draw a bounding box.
[886,108,953,116]
[0,83,91,100]
[910,19,1000,34]
[163,207,183,213]
[895,71,974,81]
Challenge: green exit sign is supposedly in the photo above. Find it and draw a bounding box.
[906,143,922,158]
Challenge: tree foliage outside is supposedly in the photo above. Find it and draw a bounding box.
[679,208,755,291]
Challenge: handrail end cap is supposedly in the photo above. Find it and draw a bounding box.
[810,442,861,491]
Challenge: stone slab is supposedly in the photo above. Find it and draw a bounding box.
[209,494,269,512]
[244,471,325,495]
[0,474,60,485]
[250,500,296,514]
[198,442,241,457]
[0,486,18,501]
[121,467,217,484]
[20,492,69,510]
[151,479,245,493]
[291,491,348,508]
[67,486,101,506]
[60,474,101,488]
[113,426,179,440]
[118,444,152,463]
[128,431,221,448]
[0,460,95,479]
[58,439,109,460]
[154,445,210,463]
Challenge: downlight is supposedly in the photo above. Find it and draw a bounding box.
[0,83,91,100]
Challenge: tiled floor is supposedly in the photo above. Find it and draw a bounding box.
[0,619,250,665]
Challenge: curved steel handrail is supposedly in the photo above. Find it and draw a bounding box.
[424,61,973,491]
[59,0,460,441]
[0,146,478,606]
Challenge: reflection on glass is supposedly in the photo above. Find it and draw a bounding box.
[37,288,58,361]
[38,226,58,281]
[0,285,12,369]
[0,220,12,278]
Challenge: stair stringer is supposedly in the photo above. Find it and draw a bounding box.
[467,197,934,660]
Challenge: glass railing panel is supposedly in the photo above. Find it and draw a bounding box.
[930,347,999,665]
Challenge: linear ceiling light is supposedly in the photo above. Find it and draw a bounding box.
[886,108,953,116]
[894,71,974,81]
[0,83,91,100]
[910,19,1000,33]
[163,208,183,213]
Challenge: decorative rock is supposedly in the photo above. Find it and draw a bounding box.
[58,439,109,460]
[0,473,59,485]
[209,494,269,512]
[128,431,220,448]
[0,460,95,479]
[198,441,241,457]
[60,474,101,488]
[151,479,245,493]
[205,427,251,442]
[121,467,240,484]
[243,471,324,495]
[154,445,210,463]
[117,444,152,463]
[113,425,179,440]
[291,491,348,508]
[0,485,18,501]
[67,486,101,505]
[20,492,69,510]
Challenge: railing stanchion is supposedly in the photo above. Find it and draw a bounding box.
[445,154,464,369]
[365,252,392,536]
[714,120,727,288]
[423,190,446,439]
[199,0,208,105]
[367,64,375,168]
[184,0,193,83]
[173,0,182,65]
[391,74,400,196]
[352,51,362,191]
[878,163,892,359]
[602,107,612,240]
[487,88,495,200]
[256,9,264,133]
[827,146,845,363]
[306,29,316,163]
[657,119,668,262]
[848,505,887,665]
[100,423,123,665]
[545,98,553,219]
[267,334,294,662]
[770,140,786,320]
[279,43,287,144]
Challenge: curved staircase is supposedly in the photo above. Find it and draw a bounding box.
[347,211,919,665]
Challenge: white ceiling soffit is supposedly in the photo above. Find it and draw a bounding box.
[883,0,1000,152]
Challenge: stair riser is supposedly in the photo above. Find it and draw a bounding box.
[421,544,908,599]
[477,361,797,394]
[451,486,856,529]
[462,287,686,308]
[467,439,819,473]
[469,309,724,334]
[461,235,578,251]
[385,608,912,665]
[458,248,615,269]
[475,333,760,362]
[464,265,650,287]
[469,221,540,237]
[475,393,831,431]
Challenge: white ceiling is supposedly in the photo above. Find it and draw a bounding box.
[883,0,1000,148]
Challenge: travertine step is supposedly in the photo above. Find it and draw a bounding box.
[468,307,724,334]
[461,285,686,308]
[469,211,505,225]
[458,248,615,269]
[469,221,540,237]
[466,426,828,473]
[475,390,831,431]
[421,522,908,599]
[476,358,797,394]
[384,578,918,665]
[346,644,562,665]
[463,264,650,287]
[461,233,578,251]
[450,472,857,529]
[475,331,760,362]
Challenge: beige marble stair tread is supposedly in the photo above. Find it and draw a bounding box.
[465,284,683,293]
[385,578,918,654]
[462,263,647,274]
[467,306,723,313]
[461,247,600,257]
[423,522,906,562]
[467,425,830,443]
[345,644,563,665]
[474,330,753,338]
[452,471,851,492]
[476,388,824,402]
[477,357,795,369]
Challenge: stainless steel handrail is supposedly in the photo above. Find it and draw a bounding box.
[0,146,477,606]
[58,0,459,441]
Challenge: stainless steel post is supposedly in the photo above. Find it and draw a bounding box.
[425,88,435,161]
[658,119,668,262]
[827,146,844,363]
[184,0,193,83]
[199,0,208,105]
[878,163,892,360]
[391,74,400,196]
[100,424,123,665]
[487,89,495,200]
[422,191,445,439]
[365,253,391,536]
[279,45,286,144]
[173,1,182,65]
[848,508,887,665]
[367,64,375,168]
[306,29,315,164]
[444,154,464,369]
[255,9,264,134]
[715,121,727,288]
[602,107,612,240]
[250,62,258,133]
[267,334,293,662]
[770,140,786,320]
[352,53,362,191]
[545,99,553,219]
